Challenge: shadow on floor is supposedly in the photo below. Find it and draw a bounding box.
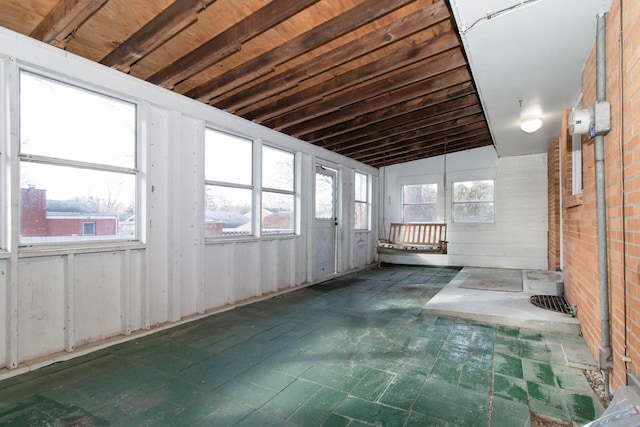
[0,265,603,426]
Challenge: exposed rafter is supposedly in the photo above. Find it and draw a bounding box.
[185,0,416,101]
[100,0,217,72]
[217,1,451,113]
[30,0,108,47]
[147,0,322,88]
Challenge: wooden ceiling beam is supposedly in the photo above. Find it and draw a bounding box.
[348,121,489,160]
[100,0,217,72]
[305,84,478,143]
[320,102,483,151]
[185,0,416,101]
[216,1,451,113]
[30,0,108,47]
[282,64,470,137]
[245,30,459,123]
[147,0,321,88]
[339,114,487,157]
[371,138,493,167]
[364,132,492,167]
[362,129,489,163]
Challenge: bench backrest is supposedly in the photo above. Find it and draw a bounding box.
[388,223,447,245]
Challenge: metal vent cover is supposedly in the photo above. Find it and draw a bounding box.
[530,295,573,315]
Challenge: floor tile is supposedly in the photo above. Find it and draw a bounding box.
[350,368,395,401]
[492,373,529,404]
[334,396,408,427]
[261,379,320,419]
[493,352,524,379]
[490,396,530,427]
[288,386,347,426]
[378,373,426,410]
[522,358,556,386]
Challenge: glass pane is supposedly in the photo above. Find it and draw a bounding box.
[355,172,367,201]
[20,71,135,168]
[205,185,252,237]
[315,172,334,219]
[403,204,437,222]
[20,162,135,243]
[205,129,252,185]
[403,183,437,204]
[452,202,495,223]
[355,201,368,230]
[453,180,494,202]
[262,192,294,234]
[262,146,294,191]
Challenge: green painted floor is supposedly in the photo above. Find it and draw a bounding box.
[0,266,604,426]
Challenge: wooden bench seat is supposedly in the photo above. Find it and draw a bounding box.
[377,223,447,254]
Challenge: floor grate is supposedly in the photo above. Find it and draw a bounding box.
[530,294,573,315]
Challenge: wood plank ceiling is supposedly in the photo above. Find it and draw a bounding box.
[0,0,493,168]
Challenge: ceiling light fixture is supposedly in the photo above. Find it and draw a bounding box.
[519,100,543,133]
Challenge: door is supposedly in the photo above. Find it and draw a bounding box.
[314,166,337,279]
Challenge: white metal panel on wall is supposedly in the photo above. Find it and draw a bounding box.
[0,259,6,366]
[179,116,204,317]
[204,244,234,308]
[146,105,171,327]
[73,252,123,346]
[234,241,259,301]
[17,257,65,361]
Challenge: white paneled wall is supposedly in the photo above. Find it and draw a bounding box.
[0,28,378,377]
[380,147,548,269]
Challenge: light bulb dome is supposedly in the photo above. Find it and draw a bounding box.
[520,115,542,133]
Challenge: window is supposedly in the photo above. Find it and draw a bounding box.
[262,146,295,235]
[354,172,368,230]
[572,133,583,195]
[204,129,253,238]
[452,180,494,223]
[19,71,137,244]
[82,222,96,236]
[402,183,437,222]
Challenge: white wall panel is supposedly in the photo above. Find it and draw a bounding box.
[146,106,170,327]
[204,244,233,308]
[179,116,203,317]
[276,239,293,291]
[74,252,122,346]
[128,250,144,332]
[260,240,277,294]
[234,242,259,301]
[17,257,65,361]
[0,259,6,366]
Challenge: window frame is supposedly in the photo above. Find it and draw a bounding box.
[261,144,296,236]
[451,179,495,224]
[204,127,255,240]
[354,171,369,231]
[17,67,140,247]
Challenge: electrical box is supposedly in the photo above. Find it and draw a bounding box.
[593,100,611,136]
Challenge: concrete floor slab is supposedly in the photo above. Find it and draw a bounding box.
[422,267,581,335]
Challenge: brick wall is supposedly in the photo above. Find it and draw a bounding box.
[548,137,560,270]
[558,0,640,390]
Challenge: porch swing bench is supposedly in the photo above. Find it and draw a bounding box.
[377,223,448,254]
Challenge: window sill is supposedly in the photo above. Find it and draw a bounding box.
[206,234,299,245]
[18,242,146,258]
[564,193,583,208]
